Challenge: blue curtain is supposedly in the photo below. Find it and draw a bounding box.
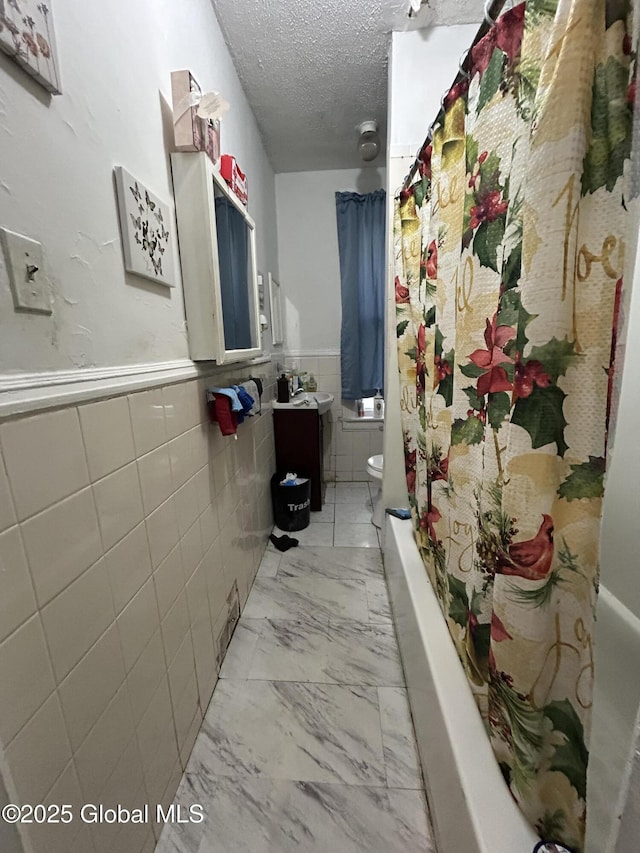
[335,189,386,400]
[215,195,251,350]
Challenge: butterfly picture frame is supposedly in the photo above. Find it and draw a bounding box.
[114,166,176,287]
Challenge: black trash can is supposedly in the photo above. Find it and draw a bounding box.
[271,473,311,532]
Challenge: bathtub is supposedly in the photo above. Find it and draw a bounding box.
[586,587,640,853]
[383,515,640,853]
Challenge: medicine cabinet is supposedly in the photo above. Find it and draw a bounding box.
[171,152,261,363]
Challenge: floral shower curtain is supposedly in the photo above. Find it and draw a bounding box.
[394,0,636,849]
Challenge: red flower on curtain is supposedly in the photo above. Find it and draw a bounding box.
[468,313,515,397]
[395,276,410,304]
[434,354,451,383]
[467,406,487,424]
[468,190,509,231]
[419,504,442,542]
[426,240,438,279]
[488,613,513,672]
[419,143,433,179]
[470,3,526,77]
[513,354,551,400]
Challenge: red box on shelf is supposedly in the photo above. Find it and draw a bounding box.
[220,155,248,206]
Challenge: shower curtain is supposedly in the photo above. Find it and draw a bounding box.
[394,0,636,849]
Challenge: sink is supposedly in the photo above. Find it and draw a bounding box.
[312,392,334,414]
[272,392,334,415]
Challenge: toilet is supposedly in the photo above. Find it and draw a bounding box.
[366,454,384,528]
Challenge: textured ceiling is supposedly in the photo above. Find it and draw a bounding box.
[211,0,484,173]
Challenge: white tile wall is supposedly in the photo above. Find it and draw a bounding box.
[0,408,89,521]
[5,692,73,805]
[78,396,136,482]
[0,526,37,642]
[41,558,116,681]
[58,624,126,751]
[0,454,16,533]
[283,355,384,482]
[0,615,56,744]
[127,631,167,726]
[21,488,103,606]
[0,366,276,853]
[92,462,144,551]
[104,523,152,614]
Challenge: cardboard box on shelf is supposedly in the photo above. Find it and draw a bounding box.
[171,70,221,164]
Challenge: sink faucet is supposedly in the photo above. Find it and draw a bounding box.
[291,387,306,397]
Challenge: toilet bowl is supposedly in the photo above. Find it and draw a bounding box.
[367,454,384,529]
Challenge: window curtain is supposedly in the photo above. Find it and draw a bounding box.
[215,195,251,350]
[336,189,386,399]
[393,1,636,850]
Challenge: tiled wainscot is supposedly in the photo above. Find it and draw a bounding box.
[0,365,275,853]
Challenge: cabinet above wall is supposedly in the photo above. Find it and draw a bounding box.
[171,152,261,364]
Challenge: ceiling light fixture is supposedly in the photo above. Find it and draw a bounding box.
[357,120,380,162]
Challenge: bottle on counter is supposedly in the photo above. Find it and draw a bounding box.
[357,399,365,417]
[277,373,290,403]
[374,389,384,419]
[308,373,317,392]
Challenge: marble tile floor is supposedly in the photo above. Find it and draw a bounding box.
[271,482,382,549]
[156,535,435,853]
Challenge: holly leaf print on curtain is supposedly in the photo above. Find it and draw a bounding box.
[451,415,485,445]
[544,699,589,801]
[463,146,509,271]
[583,55,634,194]
[478,48,506,113]
[512,386,569,455]
[448,575,470,627]
[511,337,582,456]
[558,456,606,500]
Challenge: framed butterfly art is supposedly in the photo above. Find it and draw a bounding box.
[114,166,176,287]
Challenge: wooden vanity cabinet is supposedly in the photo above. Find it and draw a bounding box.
[273,409,324,511]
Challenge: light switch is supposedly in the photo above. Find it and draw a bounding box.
[0,227,52,314]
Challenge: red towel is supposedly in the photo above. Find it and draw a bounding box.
[208,393,238,436]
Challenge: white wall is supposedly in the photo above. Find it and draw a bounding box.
[383,24,479,511]
[389,25,479,155]
[0,0,278,376]
[275,167,386,355]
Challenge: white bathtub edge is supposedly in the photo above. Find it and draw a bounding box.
[384,515,540,853]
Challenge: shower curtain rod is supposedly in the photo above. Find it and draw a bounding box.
[401,0,510,190]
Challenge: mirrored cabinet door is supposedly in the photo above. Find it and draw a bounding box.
[171,152,261,363]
